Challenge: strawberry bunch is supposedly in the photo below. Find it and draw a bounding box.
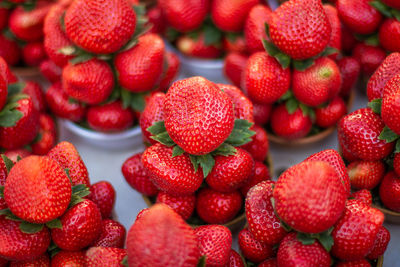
[122,76,272,226]
[241,149,389,266]
[0,141,128,266]
[43,0,180,133]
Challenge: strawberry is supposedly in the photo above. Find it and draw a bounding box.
[348,161,385,190]
[335,259,372,267]
[0,56,17,83]
[0,8,8,31]
[331,199,384,260]
[206,148,254,193]
[292,57,342,107]
[244,52,290,104]
[269,0,331,60]
[50,251,85,266]
[85,247,126,267]
[340,142,360,163]
[241,125,269,162]
[87,101,134,132]
[315,96,347,128]
[139,92,165,144]
[0,158,7,210]
[350,189,372,206]
[158,51,180,91]
[0,35,20,66]
[52,199,102,251]
[253,103,272,125]
[195,225,232,267]
[31,113,57,155]
[226,250,245,267]
[92,219,126,248]
[324,5,341,59]
[341,24,358,54]
[159,0,209,32]
[258,258,277,267]
[246,181,286,245]
[381,0,400,9]
[379,171,400,212]
[367,226,390,260]
[337,108,394,161]
[211,0,259,32]
[126,203,200,267]
[223,35,247,54]
[4,149,31,162]
[381,77,400,135]
[121,153,158,197]
[147,5,166,34]
[156,192,195,220]
[223,52,248,88]
[337,57,360,97]
[65,0,136,54]
[176,34,222,59]
[196,187,242,224]
[336,0,382,35]
[22,42,46,67]
[48,141,90,186]
[88,181,115,219]
[164,77,235,155]
[352,43,386,77]
[115,34,165,93]
[45,82,86,122]
[238,228,275,263]
[20,82,46,114]
[244,4,272,54]
[240,161,271,196]
[0,216,50,261]
[394,153,400,176]
[142,143,203,195]
[277,232,331,267]
[218,84,254,122]
[382,72,400,98]
[0,73,6,111]
[379,18,400,52]
[270,104,312,139]
[39,60,62,83]
[10,253,49,267]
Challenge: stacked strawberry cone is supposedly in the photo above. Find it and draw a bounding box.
[122,76,272,229]
[240,149,388,266]
[0,141,128,266]
[42,0,180,133]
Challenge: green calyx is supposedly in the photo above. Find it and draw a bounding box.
[296,227,334,252]
[370,0,400,21]
[379,126,400,143]
[368,98,382,114]
[0,83,29,128]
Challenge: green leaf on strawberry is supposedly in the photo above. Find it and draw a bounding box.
[279,90,293,102]
[297,232,316,245]
[212,143,237,157]
[0,1,14,8]
[203,24,222,46]
[7,82,25,96]
[317,229,334,252]
[0,186,3,198]
[197,255,207,267]
[1,154,14,173]
[293,58,315,71]
[286,98,299,114]
[262,40,291,69]
[121,256,129,267]
[130,93,146,112]
[48,242,61,257]
[0,208,11,216]
[265,23,270,38]
[72,184,90,198]
[19,221,44,234]
[379,126,400,143]
[172,146,185,157]
[370,0,393,18]
[368,98,382,114]
[392,9,400,22]
[45,219,63,229]
[147,121,167,135]
[395,139,400,153]
[224,119,255,147]
[70,53,94,65]
[21,0,37,11]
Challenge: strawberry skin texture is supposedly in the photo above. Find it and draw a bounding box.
[126,204,200,267]
[240,161,271,196]
[338,57,360,97]
[218,84,254,122]
[324,5,341,59]
[88,181,115,219]
[394,153,400,176]
[4,156,71,224]
[22,81,47,113]
[241,124,269,162]
[87,101,134,132]
[226,249,245,267]
[10,253,50,267]
[142,143,203,195]
[348,161,385,190]
[176,34,222,59]
[258,258,277,267]
[31,113,57,155]
[350,189,372,206]
[379,171,400,212]
[0,34,20,66]
[379,19,400,52]
[158,51,180,91]
[270,105,312,139]
[253,103,272,125]
[22,42,46,67]
[245,4,272,54]
[381,77,400,135]
[92,219,126,248]
[0,216,51,261]
[39,59,62,83]
[238,228,275,263]
[338,108,394,161]
[315,96,347,128]
[115,34,165,93]
[85,247,126,267]
[0,158,7,210]
[223,52,248,88]
[0,72,6,111]
[367,226,390,260]
[156,192,195,220]
[164,77,235,155]
[50,251,86,266]
[352,43,386,77]
[139,92,165,144]
[244,52,290,104]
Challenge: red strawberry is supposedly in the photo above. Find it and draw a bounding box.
[159,0,209,32]
[381,77,400,135]
[337,108,394,161]
[22,81,46,113]
[241,125,269,162]
[195,225,232,267]
[337,57,360,97]
[0,34,20,66]
[382,72,400,98]
[292,57,342,107]
[0,216,50,261]
[269,0,331,60]
[147,5,167,34]
[176,34,222,59]
[158,51,180,91]
[244,52,290,104]
[341,24,358,54]
[238,228,275,263]
[324,5,341,59]
[350,189,372,206]
[10,253,49,267]
[367,226,390,260]
[270,104,312,139]
[87,101,134,132]
[48,141,90,186]
[224,52,248,87]
[223,35,247,54]
[142,143,203,195]
[246,181,286,245]
[277,232,330,267]
[65,0,136,54]
[218,84,254,122]
[331,199,384,260]
[394,153,400,176]
[126,203,200,267]
[156,192,195,220]
[340,142,360,163]
[52,199,102,251]
[0,72,6,111]
[164,77,234,155]
[121,153,158,196]
[315,96,347,128]
[379,18,400,52]
[244,4,272,54]
[348,161,385,190]
[253,103,272,125]
[335,259,372,267]
[0,157,7,210]
[0,8,8,31]
[381,0,400,9]
[50,251,85,266]
[115,34,165,93]
[258,258,277,267]
[85,247,126,267]
[379,171,400,212]
[31,113,57,155]
[240,161,271,196]
[352,43,386,77]
[39,59,62,83]
[196,187,242,224]
[225,250,245,267]
[22,42,46,67]
[92,219,126,248]
[45,82,86,122]
[88,181,115,219]
[0,258,7,267]
[139,92,165,144]
[211,0,259,32]
[4,149,31,162]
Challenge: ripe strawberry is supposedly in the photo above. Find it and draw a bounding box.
[394,153,400,176]
[244,4,272,54]
[48,141,90,186]
[218,84,254,122]
[246,181,286,245]
[379,19,400,52]
[240,161,270,196]
[45,82,86,122]
[241,125,269,162]
[92,219,126,248]
[52,199,102,251]
[258,258,277,267]
[31,113,57,155]
[381,0,400,9]
[10,253,49,267]
[39,59,62,83]
[331,199,384,260]
[195,225,232,267]
[379,171,400,212]
[85,247,127,267]
[0,74,6,112]
[226,250,245,267]
[348,161,385,190]
[324,5,341,59]
[382,72,400,98]
[87,101,134,132]
[0,34,20,66]
[0,8,8,31]
[224,52,248,87]
[50,251,85,266]
[196,187,242,224]
[164,77,234,155]
[238,228,275,263]
[341,24,357,54]
[337,57,360,97]
[277,232,330,267]
[0,158,7,210]
[115,34,165,93]
[339,142,360,163]
[350,189,372,206]
[4,149,31,162]
[22,42,46,67]
[335,259,372,267]
[292,57,342,107]
[139,92,165,144]
[381,81,400,136]
[315,96,347,128]
[142,143,203,195]
[211,0,259,32]
[21,81,46,113]
[223,35,247,54]
[0,216,51,261]
[122,153,158,196]
[88,181,115,219]
[270,104,312,139]
[253,103,272,125]
[0,56,17,83]
[159,0,209,32]
[244,52,290,104]
[269,0,331,60]
[352,43,386,77]
[126,203,200,267]
[156,192,195,220]
[158,51,180,91]
[337,108,394,161]
[176,34,222,59]
[147,5,166,34]
[367,226,390,260]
